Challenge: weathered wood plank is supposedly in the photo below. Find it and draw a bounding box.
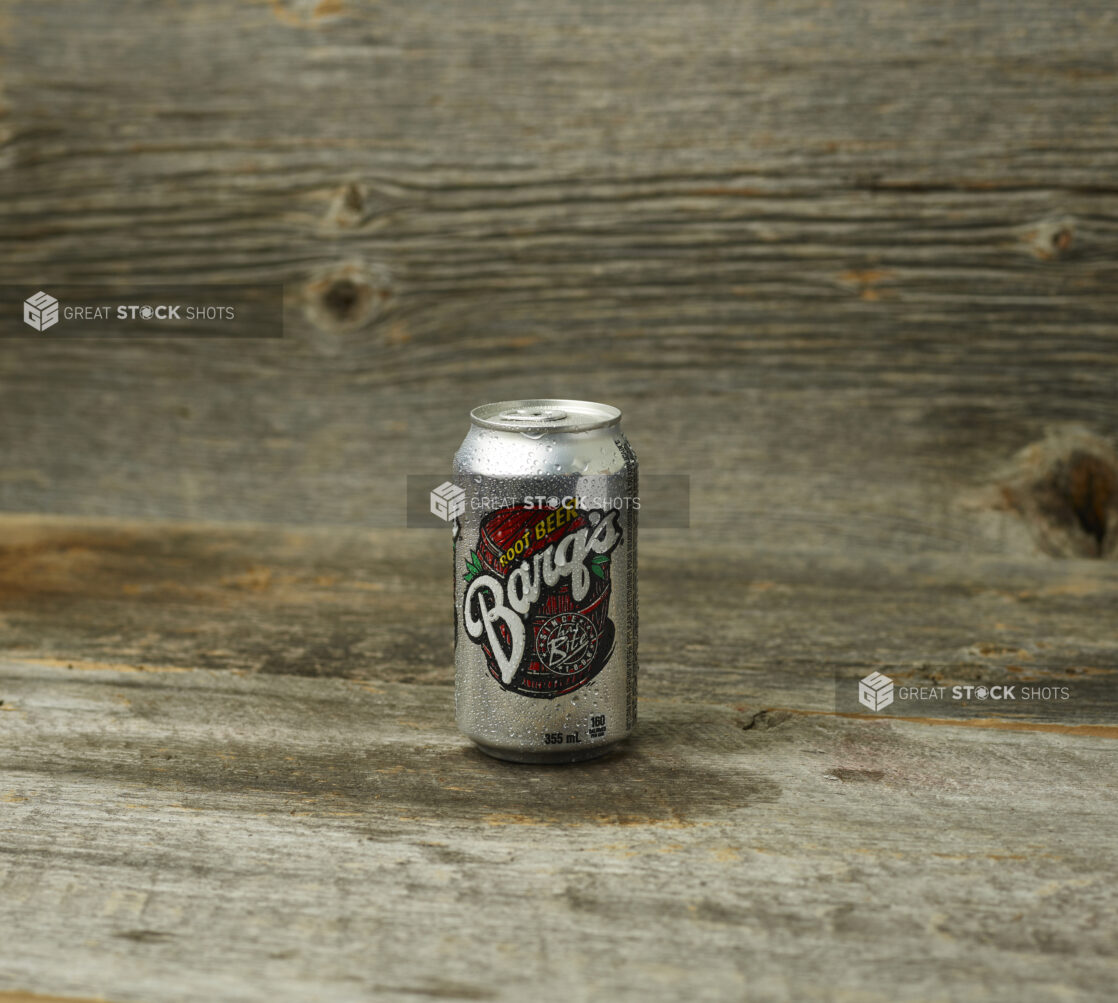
[0,1,1116,545]
[1,658,1116,1002]
[1,515,1115,723]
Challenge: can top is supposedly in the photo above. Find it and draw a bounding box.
[469,399,621,434]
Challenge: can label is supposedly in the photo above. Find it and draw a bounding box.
[460,499,623,699]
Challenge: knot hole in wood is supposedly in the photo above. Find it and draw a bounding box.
[303,261,392,336]
[1024,217,1076,260]
[998,428,1118,558]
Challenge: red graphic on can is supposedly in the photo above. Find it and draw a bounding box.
[462,503,619,698]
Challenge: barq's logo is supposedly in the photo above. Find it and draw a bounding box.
[463,509,622,688]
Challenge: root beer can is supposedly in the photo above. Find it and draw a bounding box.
[453,399,638,762]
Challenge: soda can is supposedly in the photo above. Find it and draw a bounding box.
[452,399,638,763]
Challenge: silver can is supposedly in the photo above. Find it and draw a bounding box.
[453,399,638,763]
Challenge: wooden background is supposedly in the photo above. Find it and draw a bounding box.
[1,2,1117,1001]
[0,0,1115,545]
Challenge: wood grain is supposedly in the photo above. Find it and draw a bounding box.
[2,656,1116,1002]
[1,515,1115,720]
[0,1,1115,552]
[0,513,1114,999]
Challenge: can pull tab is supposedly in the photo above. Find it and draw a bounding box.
[497,407,569,424]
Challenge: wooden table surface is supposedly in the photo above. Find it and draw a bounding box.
[2,1,1118,1000]
[1,515,1116,1001]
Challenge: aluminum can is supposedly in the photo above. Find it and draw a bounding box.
[453,399,638,763]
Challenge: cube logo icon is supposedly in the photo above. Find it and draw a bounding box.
[23,291,60,332]
[430,481,466,521]
[858,671,894,712]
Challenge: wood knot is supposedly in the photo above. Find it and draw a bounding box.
[326,181,369,229]
[997,428,1118,558]
[740,709,791,731]
[1059,452,1117,548]
[1023,217,1075,260]
[303,262,392,334]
